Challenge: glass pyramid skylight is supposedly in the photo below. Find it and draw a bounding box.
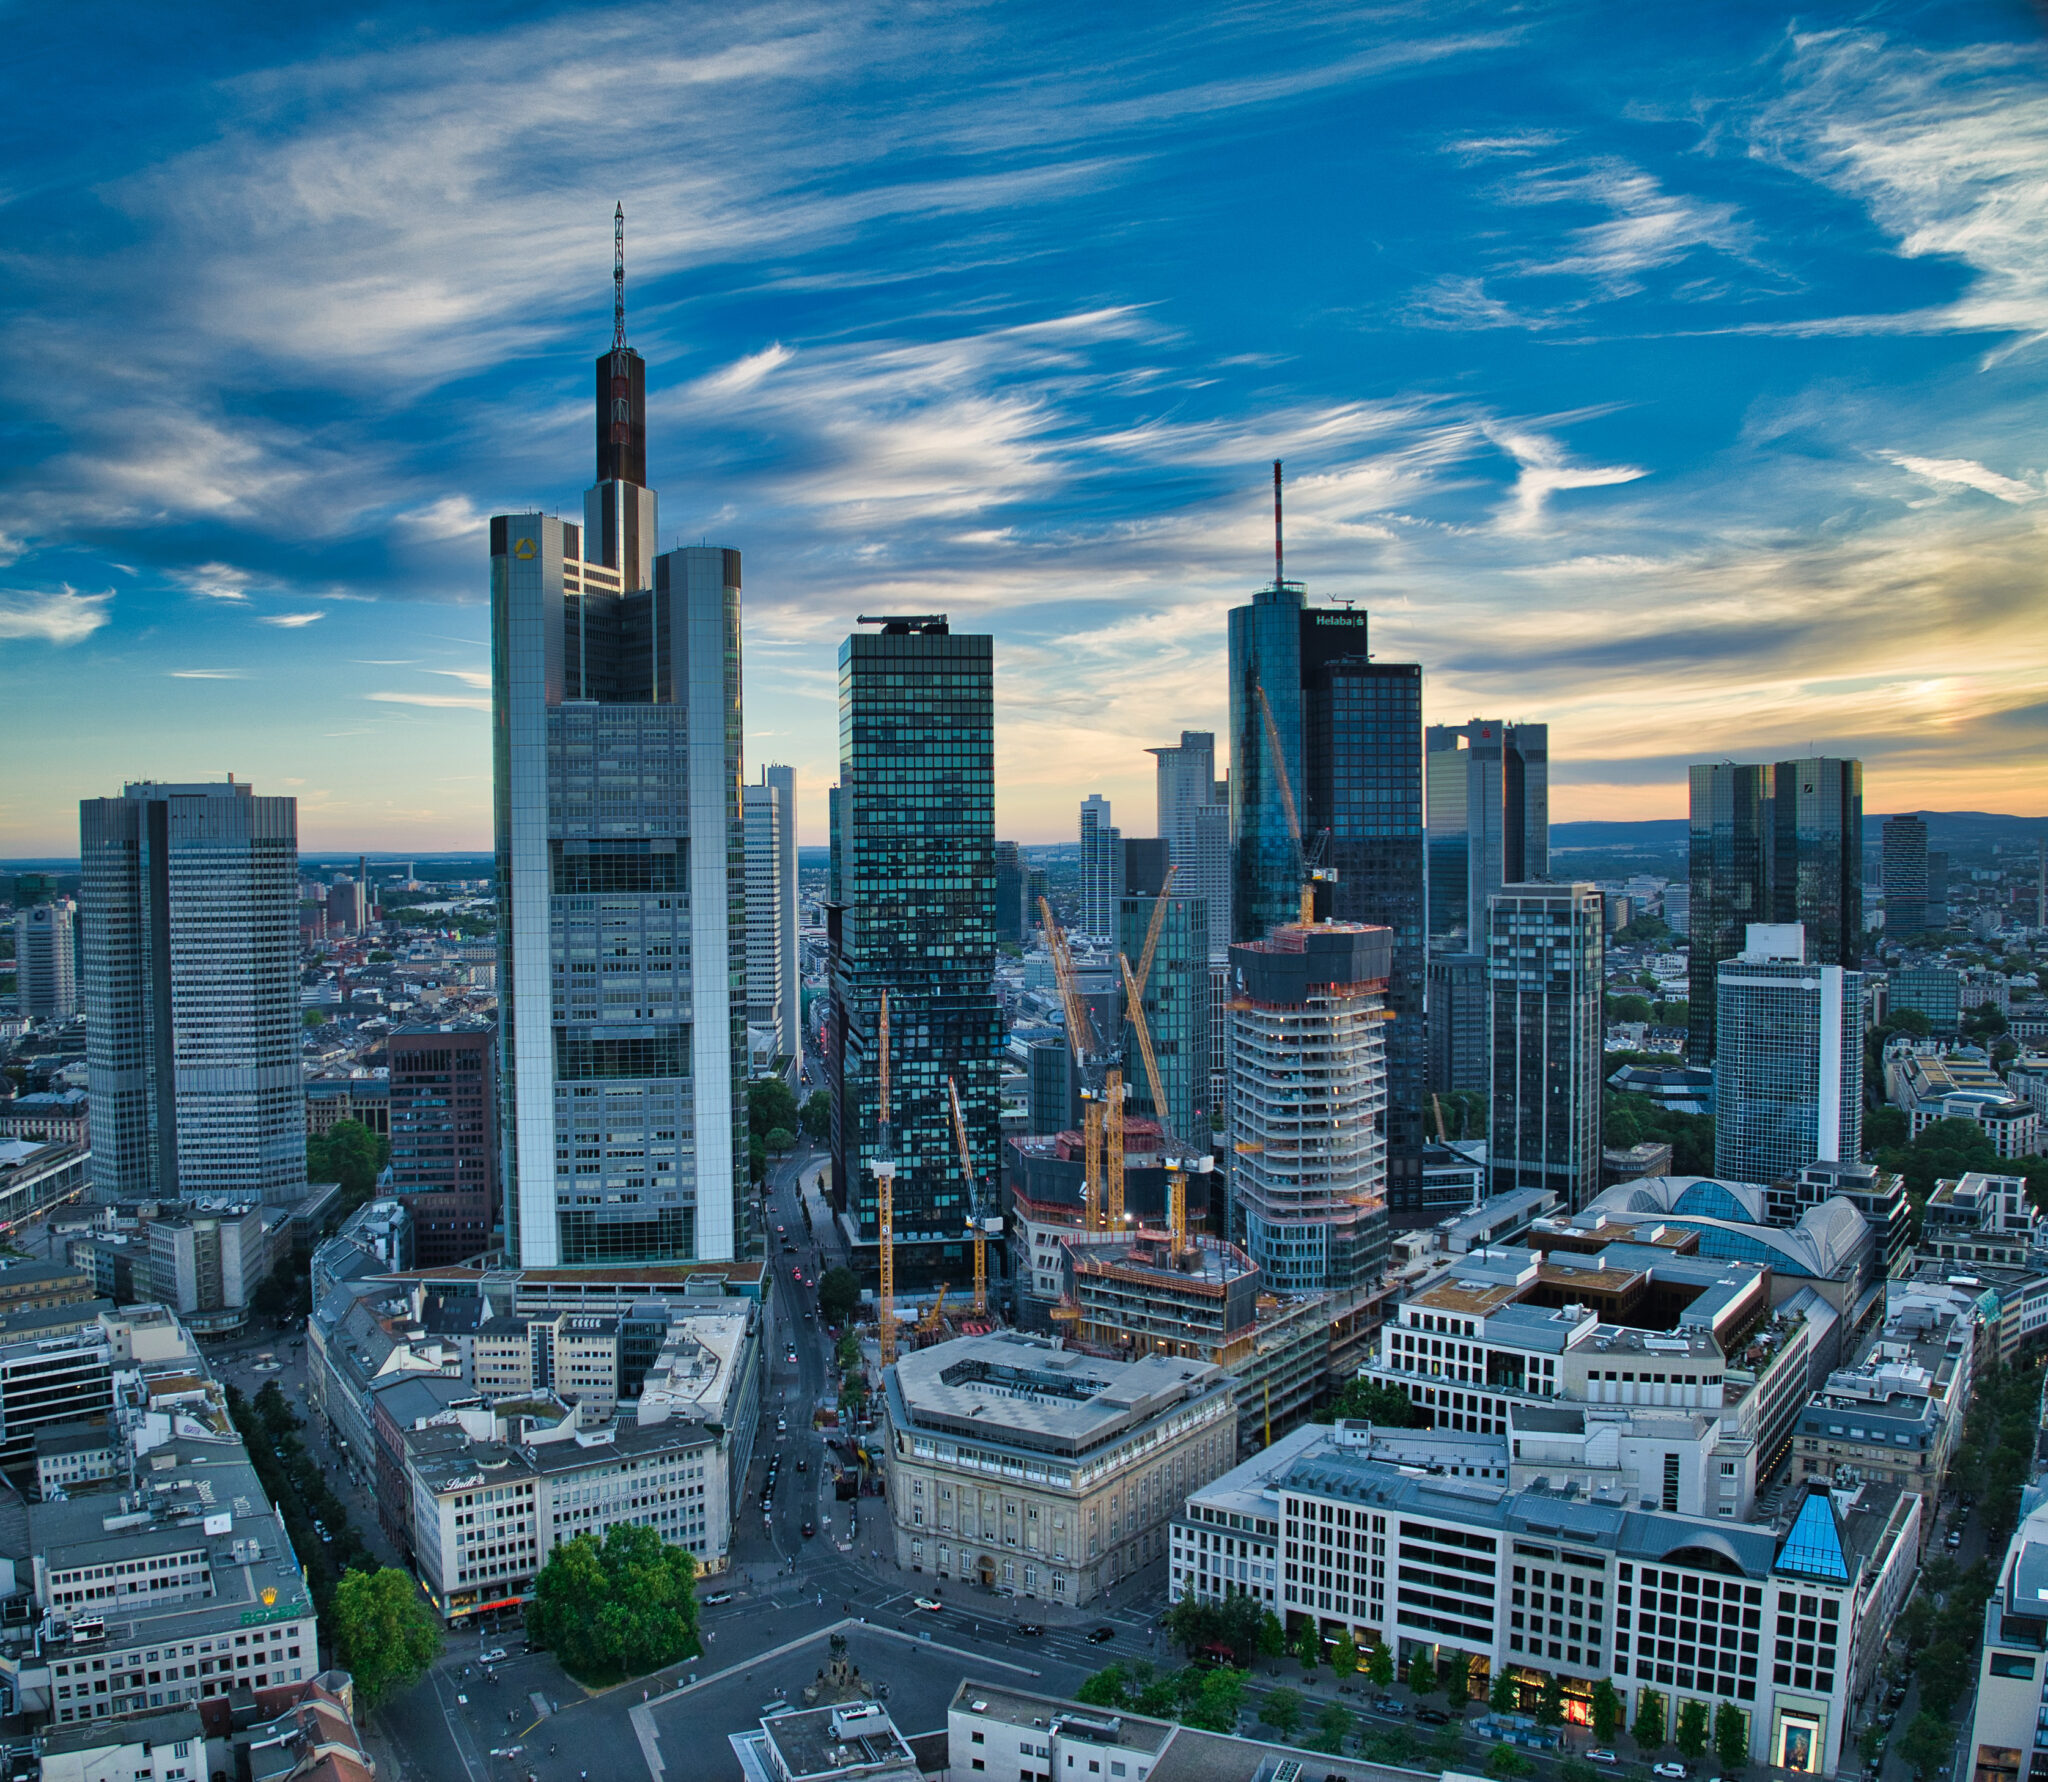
[1775,1488,1851,1582]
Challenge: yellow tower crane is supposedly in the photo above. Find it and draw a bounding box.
[1039,897,1112,1231]
[874,990,898,1368]
[947,1076,999,1317]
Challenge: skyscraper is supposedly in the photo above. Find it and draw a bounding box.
[1714,924,1862,1188]
[1425,719,1549,953]
[1227,922,1390,1293]
[763,764,801,1072]
[1687,757,1863,1065]
[388,1020,499,1267]
[1230,573,1428,1208]
[743,778,791,1064]
[827,616,1001,1287]
[1117,881,1211,1149]
[1487,881,1603,1210]
[491,236,744,1269]
[1078,795,1120,940]
[11,897,77,1021]
[994,841,1028,946]
[80,779,305,1202]
[1881,815,1928,939]
[1149,730,1231,957]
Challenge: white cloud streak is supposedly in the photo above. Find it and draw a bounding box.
[0,586,113,644]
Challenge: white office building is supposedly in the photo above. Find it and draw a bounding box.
[490,266,744,1268]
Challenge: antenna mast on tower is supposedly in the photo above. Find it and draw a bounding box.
[1273,459,1284,586]
[613,202,627,350]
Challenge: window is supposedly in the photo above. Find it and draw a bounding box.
[1991,1654,2037,1680]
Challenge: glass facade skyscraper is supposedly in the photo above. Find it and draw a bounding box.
[1117,888,1211,1147]
[80,780,305,1203]
[1228,587,1429,1210]
[1426,719,1549,955]
[1881,814,1928,939]
[827,618,1001,1286]
[1149,730,1231,960]
[1487,881,1603,1210]
[1714,924,1863,1188]
[490,293,745,1269]
[1688,757,1862,1066]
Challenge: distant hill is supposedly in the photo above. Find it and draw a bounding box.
[1549,811,2045,866]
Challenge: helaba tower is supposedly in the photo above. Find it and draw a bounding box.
[492,208,746,1268]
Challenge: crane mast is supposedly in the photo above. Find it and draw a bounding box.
[947,1076,992,1315]
[1253,677,1334,926]
[1040,896,1110,1231]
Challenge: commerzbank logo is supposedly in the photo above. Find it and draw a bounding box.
[514,538,538,560]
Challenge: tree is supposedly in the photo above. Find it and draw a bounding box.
[1898,1711,1955,1780]
[833,1328,862,1372]
[528,1521,699,1683]
[1674,1699,1709,1760]
[818,1267,861,1327]
[764,1126,797,1154]
[749,1134,768,1186]
[1714,1703,1749,1773]
[1314,1378,1426,1427]
[1866,1105,1910,1149]
[748,1075,799,1139]
[1486,1744,1535,1778]
[1591,1678,1622,1744]
[1294,1620,1321,1673]
[1632,1688,1666,1751]
[1408,1647,1438,1696]
[1489,1666,1519,1714]
[800,1090,833,1141]
[1442,1649,1471,1707]
[1560,1761,1601,1782]
[303,1009,327,1030]
[1607,994,1653,1023]
[1368,1639,1395,1688]
[1076,1665,1131,1708]
[1186,1667,1246,1734]
[1329,1629,1359,1678]
[1312,1701,1352,1754]
[1261,1687,1303,1739]
[306,1118,389,1212]
[328,1567,443,1708]
[1537,1672,1564,1729]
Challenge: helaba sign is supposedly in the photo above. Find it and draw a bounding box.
[1309,612,1365,627]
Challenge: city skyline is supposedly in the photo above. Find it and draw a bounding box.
[4,5,2048,854]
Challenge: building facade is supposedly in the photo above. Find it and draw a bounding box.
[388,1022,499,1268]
[1487,882,1603,1210]
[827,618,1001,1287]
[1428,951,1488,1096]
[1149,730,1231,962]
[1713,926,1863,1189]
[743,777,792,1065]
[12,898,77,1021]
[1881,815,1929,939]
[1117,888,1211,1147]
[1227,923,1391,1295]
[80,781,305,1203]
[1077,795,1119,942]
[489,295,745,1268]
[880,1332,1237,1606]
[1426,720,1549,955]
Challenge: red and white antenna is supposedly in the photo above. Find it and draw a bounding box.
[612,202,627,350]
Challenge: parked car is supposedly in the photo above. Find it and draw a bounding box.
[1372,1698,1406,1716]
[1416,1708,1450,1726]
[1087,1625,1116,1644]
[1587,1752,1619,1768]
[1946,1528,1964,1549]
[1653,1764,1689,1779]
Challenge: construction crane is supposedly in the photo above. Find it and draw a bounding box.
[874,990,898,1368]
[1119,949,1214,1254]
[916,1285,949,1340]
[947,1076,1000,1317]
[1040,896,1117,1231]
[1253,676,1335,927]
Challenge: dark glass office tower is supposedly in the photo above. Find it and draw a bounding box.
[1771,757,1863,966]
[1487,882,1604,1210]
[1117,888,1211,1148]
[1881,815,1928,939]
[1688,756,1862,1066]
[827,617,1001,1289]
[1301,616,1428,1211]
[1228,582,1306,947]
[1688,764,1773,1066]
[1426,720,1549,953]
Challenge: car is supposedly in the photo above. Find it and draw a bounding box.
[479,1647,509,1664]
[1415,1708,1449,1726]
[801,1521,815,1537]
[1372,1698,1405,1716]
[792,1266,803,1281]
[912,1596,943,1612]
[1086,1625,1115,1644]
[776,1417,788,1434]
[796,1457,808,1472]
[701,1590,735,1606]
[1652,1765,1688,1779]
[1946,1528,1964,1549]
[1587,1752,1619,1768]
[1017,1623,1044,1637]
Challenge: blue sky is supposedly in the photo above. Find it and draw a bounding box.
[3,0,2046,852]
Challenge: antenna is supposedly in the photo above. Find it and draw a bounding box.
[613,202,627,350]
[1273,459,1284,587]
